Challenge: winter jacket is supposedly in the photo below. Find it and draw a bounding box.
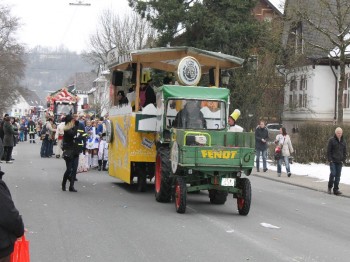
[255,126,269,151]
[28,121,36,134]
[0,177,25,258]
[3,121,19,147]
[62,121,81,157]
[327,135,347,163]
[275,134,294,157]
[0,120,4,141]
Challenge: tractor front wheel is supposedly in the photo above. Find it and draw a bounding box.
[174,176,187,214]
[236,178,251,216]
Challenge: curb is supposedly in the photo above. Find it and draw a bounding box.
[252,172,350,199]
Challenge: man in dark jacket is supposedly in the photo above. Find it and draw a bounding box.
[61,115,81,192]
[3,117,19,164]
[0,170,25,261]
[327,127,347,195]
[255,120,269,172]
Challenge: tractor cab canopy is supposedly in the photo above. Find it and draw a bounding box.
[160,85,230,130]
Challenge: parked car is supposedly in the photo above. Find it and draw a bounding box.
[266,123,282,144]
[266,123,282,131]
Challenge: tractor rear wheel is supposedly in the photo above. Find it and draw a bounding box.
[209,190,228,204]
[174,176,187,213]
[236,178,251,216]
[155,147,171,202]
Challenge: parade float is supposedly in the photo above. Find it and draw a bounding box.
[46,87,79,122]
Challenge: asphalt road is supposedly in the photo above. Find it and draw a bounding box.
[2,141,350,262]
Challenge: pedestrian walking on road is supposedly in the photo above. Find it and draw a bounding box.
[255,120,269,172]
[61,115,80,192]
[275,127,294,177]
[0,169,25,262]
[327,127,347,195]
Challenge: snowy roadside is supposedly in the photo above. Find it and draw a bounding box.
[261,160,350,185]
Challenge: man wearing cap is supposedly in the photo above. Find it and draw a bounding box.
[228,109,243,132]
[255,120,269,172]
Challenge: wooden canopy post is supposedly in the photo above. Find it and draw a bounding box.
[135,61,141,111]
[215,62,220,87]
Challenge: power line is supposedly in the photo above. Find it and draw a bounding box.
[69,1,91,6]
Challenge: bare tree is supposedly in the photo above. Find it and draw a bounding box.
[0,4,25,115]
[83,9,156,67]
[286,0,350,124]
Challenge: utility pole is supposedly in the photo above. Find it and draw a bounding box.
[69,1,91,6]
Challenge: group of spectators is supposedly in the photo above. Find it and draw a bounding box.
[40,113,109,171]
[0,114,41,164]
[0,114,44,164]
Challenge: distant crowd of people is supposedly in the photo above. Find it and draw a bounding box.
[0,112,109,194]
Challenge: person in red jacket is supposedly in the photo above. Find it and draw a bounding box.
[0,169,25,262]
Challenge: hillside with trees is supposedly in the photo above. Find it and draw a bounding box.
[22,46,95,101]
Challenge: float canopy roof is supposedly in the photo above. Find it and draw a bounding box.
[109,46,244,73]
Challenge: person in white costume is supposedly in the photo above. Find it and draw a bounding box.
[228,109,243,132]
[98,133,108,171]
[55,117,65,158]
[85,120,99,168]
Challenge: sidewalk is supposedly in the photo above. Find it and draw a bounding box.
[253,167,350,198]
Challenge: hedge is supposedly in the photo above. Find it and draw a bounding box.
[267,122,350,165]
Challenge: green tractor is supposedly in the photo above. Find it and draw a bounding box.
[154,85,255,215]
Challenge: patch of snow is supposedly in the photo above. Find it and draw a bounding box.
[266,162,350,185]
[260,222,280,229]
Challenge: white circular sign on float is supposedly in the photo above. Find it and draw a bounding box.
[171,142,179,174]
[177,56,201,86]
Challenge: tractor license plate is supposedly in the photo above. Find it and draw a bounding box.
[221,178,235,187]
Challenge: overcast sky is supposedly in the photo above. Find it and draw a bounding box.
[3,0,285,54]
[3,0,130,53]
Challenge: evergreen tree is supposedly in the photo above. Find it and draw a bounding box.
[129,0,286,129]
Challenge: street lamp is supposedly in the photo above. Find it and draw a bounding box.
[124,63,133,81]
[221,71,231,86]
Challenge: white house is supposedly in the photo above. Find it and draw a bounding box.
[281,0,350,131]
[88,69,111,117]
[10,89,43,118]
[283,63,350,131]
